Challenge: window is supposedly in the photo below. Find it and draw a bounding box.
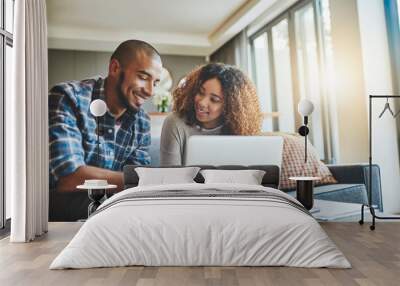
[294,2,325,158]
[249,0,333,161]
[5,44,11,220]
[271,18,295,133]
[250,32,276,131]
[1,0,14,229]
[5,0,12,33]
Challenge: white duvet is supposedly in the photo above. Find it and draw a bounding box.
[50,183,351,269]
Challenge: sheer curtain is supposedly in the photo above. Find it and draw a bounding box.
[9,0,48,242]
[210,30,249,73]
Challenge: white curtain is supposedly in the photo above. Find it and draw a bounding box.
[9,0,49,242]
[209,29,249,73]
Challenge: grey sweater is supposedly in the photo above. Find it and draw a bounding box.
[160,113,223,166]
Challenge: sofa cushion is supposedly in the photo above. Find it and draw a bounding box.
[286,183,368,205]
[327,164,383,211]
[150,136,161,166]
[278,134,337,189]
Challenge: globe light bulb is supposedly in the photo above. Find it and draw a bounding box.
[90,99,107,117]
[298,98,314,116]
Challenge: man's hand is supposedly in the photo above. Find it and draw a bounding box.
[56,165,124,192]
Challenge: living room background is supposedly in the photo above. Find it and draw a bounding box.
[3,0,400,231]
[44,0,400,216]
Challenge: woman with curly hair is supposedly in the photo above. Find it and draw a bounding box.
[160,62,263,165]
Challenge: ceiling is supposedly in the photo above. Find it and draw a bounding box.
[46,0,285,56]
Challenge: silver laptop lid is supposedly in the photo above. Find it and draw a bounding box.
[184,135,284,168]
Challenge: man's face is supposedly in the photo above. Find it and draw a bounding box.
[115,52,162,112]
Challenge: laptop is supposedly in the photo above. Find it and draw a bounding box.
[184,135,284,168]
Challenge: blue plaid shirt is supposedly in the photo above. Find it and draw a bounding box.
[49,76,151,187]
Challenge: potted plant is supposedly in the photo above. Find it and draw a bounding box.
[153,68,173,112]
[153,91,172,113]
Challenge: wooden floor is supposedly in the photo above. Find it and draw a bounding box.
[0,222,399,286]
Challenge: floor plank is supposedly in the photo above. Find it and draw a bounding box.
[0,222,399,286]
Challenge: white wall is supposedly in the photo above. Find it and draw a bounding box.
[357,0,400,213]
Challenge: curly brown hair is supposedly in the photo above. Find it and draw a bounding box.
[172,63,262,135]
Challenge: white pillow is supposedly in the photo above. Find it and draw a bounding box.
[135,167,201,186]
[200,169,266,185]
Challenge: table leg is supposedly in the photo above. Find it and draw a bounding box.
[87,189,105,217]
[105,189,115,199]
[296,180,314,210]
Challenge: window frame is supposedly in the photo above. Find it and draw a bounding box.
[249,31,275,131]
[0,0,13,230]
[250,12,292,132]
[249,0,333,162]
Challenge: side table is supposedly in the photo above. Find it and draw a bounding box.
[76,184,117,217]
[289,177,320,210]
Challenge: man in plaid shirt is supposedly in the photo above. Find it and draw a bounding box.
[49,40,162,192]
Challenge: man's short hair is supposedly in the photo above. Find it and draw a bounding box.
[111,39,161,67]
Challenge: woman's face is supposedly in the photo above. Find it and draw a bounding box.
[194,78,224,129]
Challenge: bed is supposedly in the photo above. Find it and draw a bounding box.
[50,165,350,269]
